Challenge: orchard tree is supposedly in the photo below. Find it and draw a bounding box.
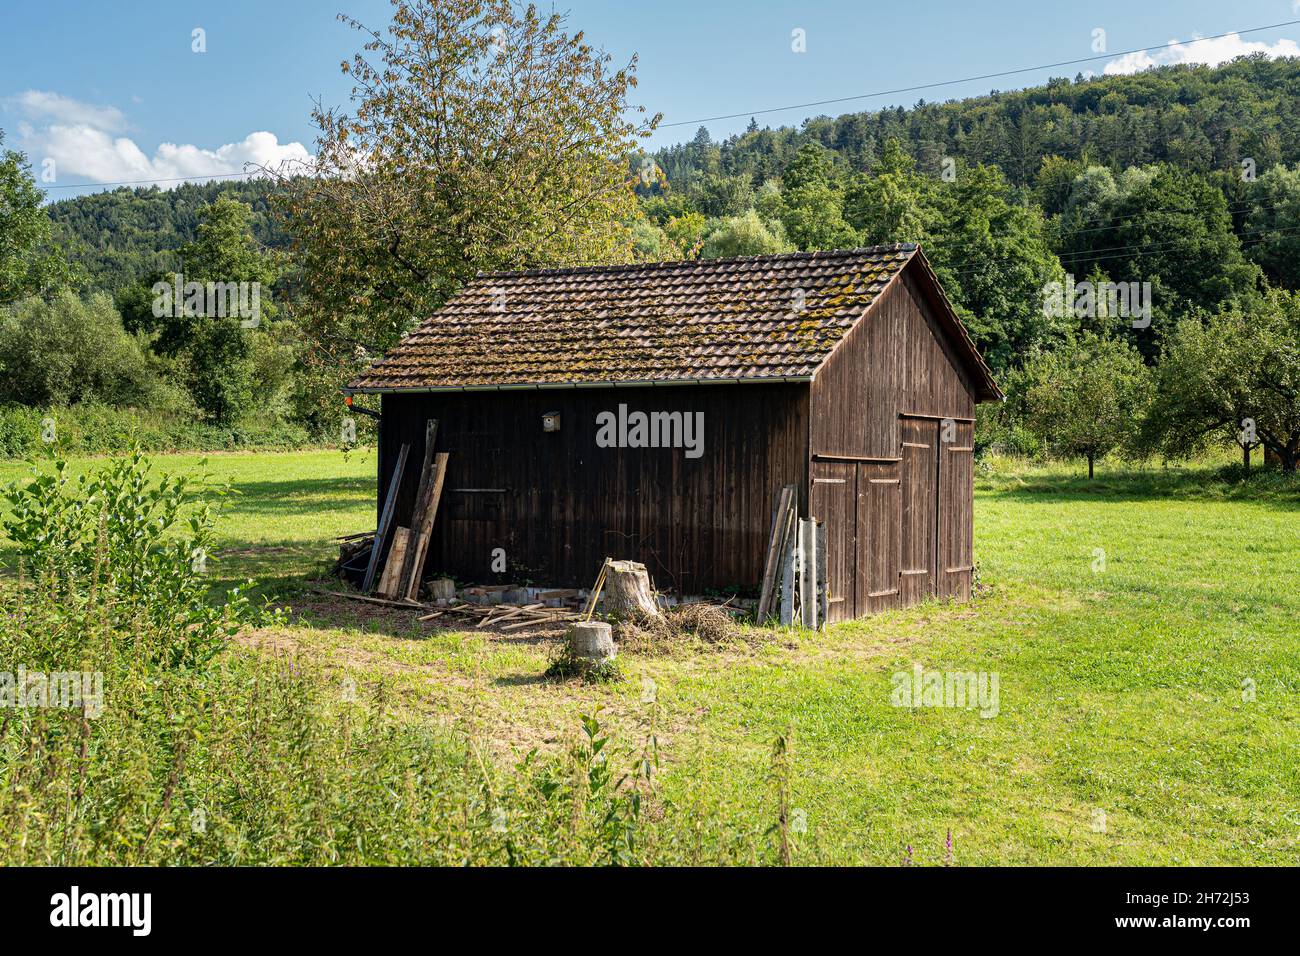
[281,0,658,385]
[1145,310,1263,471]
[1022,332,1151,479]
[1147,292,1300,473]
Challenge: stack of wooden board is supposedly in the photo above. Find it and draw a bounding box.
[370,420,449,601]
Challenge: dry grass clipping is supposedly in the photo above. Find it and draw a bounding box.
[614,604,760,656]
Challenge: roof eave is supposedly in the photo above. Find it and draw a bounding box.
[342,374,815,395]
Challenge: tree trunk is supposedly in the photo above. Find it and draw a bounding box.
[1087,453,1094,481]
[1242,443,1251,474]
[602,559,660,620]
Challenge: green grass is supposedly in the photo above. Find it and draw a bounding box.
[3,448,1297,864]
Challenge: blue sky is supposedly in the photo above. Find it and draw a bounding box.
[3,0,1299,198]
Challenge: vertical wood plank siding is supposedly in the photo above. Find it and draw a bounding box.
[380,382,809,593]
[808,260,981,613]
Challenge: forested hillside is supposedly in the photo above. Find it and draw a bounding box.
[47,178,290,294]
[10,54,1300,469]
[652,56,1300,189]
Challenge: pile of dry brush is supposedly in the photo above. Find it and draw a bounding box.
[614,603,758,655]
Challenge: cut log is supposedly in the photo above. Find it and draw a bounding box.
[602,559,660,620]
[567,621,615,663]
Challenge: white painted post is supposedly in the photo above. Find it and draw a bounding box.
[800,518,817,630]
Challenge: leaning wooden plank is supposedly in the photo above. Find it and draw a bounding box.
[362,442,410,593]
[377,527,411,598]
[779,522,798,627]
[816,519,828,631]
[416,610,446,622]
[396,421,439,597]
[402,452,449,601]
[756,485,795,623]
[581,559,611,620]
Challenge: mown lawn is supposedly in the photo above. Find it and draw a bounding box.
[2,448,1296,864]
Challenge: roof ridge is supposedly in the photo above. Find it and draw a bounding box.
[472,243,920,280]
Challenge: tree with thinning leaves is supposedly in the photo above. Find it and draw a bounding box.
[280,0,658,397]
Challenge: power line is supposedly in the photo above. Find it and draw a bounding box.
[936,221,1300,282]
[40,169,272,192]
[659,19,1300,128]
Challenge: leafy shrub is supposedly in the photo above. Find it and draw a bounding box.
[3,450,259,668]
[0,290,166,407]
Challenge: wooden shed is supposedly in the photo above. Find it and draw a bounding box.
[345,244,1001,621]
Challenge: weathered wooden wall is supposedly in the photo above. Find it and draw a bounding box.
[379,382,809,594]
[807,261,979,617]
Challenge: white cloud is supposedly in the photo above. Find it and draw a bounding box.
[3,89,127,133]
[2,89,312,188]
[1103,32,1300,75]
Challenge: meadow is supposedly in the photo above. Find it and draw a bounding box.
[1,447,1296,865]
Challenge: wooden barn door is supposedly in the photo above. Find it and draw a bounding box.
[855,461,900,614]
[900,417,939,605]
[812,458,901,620]
[938,420,975,601]
[811,461,856,622]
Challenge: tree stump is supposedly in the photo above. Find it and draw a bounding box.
[602,560,660,620]
[567,621,615,664]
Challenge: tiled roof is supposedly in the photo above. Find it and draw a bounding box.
[346,245,923,392]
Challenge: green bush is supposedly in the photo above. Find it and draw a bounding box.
[0,290,169,408]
